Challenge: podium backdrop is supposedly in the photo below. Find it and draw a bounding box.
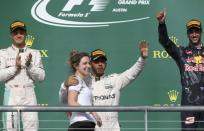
[0,0,204,130]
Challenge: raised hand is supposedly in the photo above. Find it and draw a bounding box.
[139,40,149,59]
[156,8,166,24]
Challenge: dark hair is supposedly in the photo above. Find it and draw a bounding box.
[69,50,90,73]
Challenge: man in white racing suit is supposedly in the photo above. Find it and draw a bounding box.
[59,40,148,131]
[0,21,45,131]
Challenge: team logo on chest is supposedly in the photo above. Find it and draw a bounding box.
[105,84,113,89]
[185,55,204,71]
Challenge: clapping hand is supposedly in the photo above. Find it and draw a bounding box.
[25,53,32,67]
[16,52,21,70]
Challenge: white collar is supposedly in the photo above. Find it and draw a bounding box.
[90,74,105,81]
[11,44,27,52]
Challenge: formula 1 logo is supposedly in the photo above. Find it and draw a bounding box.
[62,0,109,12]
[31,0,150,28]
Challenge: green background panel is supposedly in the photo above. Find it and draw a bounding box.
[0,0,203,130]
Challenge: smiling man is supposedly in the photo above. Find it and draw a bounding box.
[0,21,45,131]
[157,9,204,131]
[60,41,148,131]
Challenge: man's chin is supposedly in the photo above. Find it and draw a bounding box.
[15,42,24,45]
[192,42,200,46]
[190,40,200,45]
[96,72,104,76]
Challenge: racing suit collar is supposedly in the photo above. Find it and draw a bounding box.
[11,44,27,52]
[188,43,203,50]
[90,74,105,81]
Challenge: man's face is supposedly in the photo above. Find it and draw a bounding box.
[187,28,202,46]
[10,29,26,46]
[91,58,107,77]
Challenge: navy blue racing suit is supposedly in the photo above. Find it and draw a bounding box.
[158,23,204,130]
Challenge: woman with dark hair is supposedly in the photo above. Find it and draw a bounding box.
[62,50,102,131]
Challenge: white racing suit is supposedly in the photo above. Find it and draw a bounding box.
[92,57,145,131]
[59,57,146,131]
[0,45,45,131]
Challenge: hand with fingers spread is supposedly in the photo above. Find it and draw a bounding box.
[139,40,149,59]
[25,53,32,67]
[16,52,21,71]
[156,8,166,24]
[64,75,79,87]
